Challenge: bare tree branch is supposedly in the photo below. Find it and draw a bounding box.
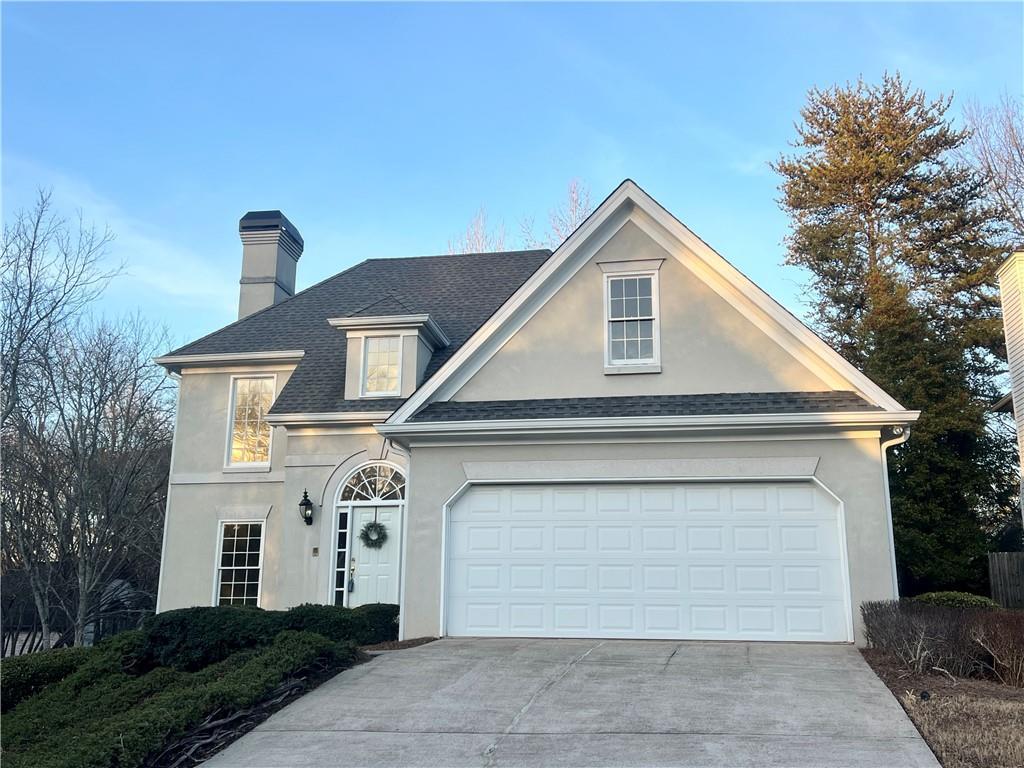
[1,189,120,426]
[447,207,507,254]
[962,93,1024,246]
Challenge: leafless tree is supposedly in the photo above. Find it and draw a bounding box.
[447,207,507,254]
[521,179,594,249]
[9,317,174,645]
[1,189,119,426]
[963,94,1024,245]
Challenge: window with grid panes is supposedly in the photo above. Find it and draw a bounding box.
[216,522,263,606]
[362,336,401,395]
[607,274,656,364]
[227,377,274,465]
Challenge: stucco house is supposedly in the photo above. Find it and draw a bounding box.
[155,180,919,644]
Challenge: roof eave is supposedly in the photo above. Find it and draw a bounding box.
[377,409,921,440]
[153,349,306,374]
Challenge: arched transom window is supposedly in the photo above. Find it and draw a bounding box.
[340,463,406,502]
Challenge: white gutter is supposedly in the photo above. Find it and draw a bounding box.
[264,411,393,426]
[376,409,920,438]
[880,426,911,598]
[153,350,305,373]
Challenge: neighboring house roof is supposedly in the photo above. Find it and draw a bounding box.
[410,391,880,422]
[163,250,552,414]
[993,392,1015,414]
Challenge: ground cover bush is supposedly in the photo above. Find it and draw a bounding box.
[1,603,397,767]
[862,599,1024,685]
[139,602,398,671]
[1,645,94,713]
[2,630,355,768]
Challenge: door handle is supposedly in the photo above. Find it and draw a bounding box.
[347,556,356,592]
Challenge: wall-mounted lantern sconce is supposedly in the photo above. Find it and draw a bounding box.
[298,489,314,526]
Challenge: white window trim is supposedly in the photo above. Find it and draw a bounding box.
[223,374,277,470]
[212,519,266,607]
[603,270,661,373]
[360,335,403,398]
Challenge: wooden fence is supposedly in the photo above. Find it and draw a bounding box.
[989,552,1024,609]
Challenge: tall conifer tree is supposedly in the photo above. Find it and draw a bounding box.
[773,74,1019,592]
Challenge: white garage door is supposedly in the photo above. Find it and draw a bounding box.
[446,482,850,641]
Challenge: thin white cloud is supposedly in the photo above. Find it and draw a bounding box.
[2,156,236,315]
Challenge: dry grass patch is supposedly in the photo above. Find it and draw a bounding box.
[864,649,1024,768]
[898,692,1024,768]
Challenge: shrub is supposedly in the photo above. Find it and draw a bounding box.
[140,606,282,671]
[1,646,94,713]
[861,600,987,678]
[972,610,1024,687]
[351,603,399,643]
[282,603,398,646]
[914,591,999,610]
[863,600,1024,686]
[2,630,356,768]
[141,603,400,671]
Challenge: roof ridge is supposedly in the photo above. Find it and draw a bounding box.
[364,248,552,263]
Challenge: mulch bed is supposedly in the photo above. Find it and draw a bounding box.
[361,636,437,652]
[151,656,360,768]
[862,649,1024,768]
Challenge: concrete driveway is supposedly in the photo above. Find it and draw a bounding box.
[206,638,939,768]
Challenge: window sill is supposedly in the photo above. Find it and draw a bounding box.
[223,464,272,474]
[604,363,662,375]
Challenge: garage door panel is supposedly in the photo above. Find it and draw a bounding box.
[446,483,850,642]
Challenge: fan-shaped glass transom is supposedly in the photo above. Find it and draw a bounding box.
[340,464,406,502]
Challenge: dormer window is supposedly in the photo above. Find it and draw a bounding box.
[329,311,450,401]
[362,336,401,396]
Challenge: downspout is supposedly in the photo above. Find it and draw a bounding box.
[880,425,910,598]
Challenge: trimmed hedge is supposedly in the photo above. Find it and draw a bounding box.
[913,591,999,610]
[862,599,1024,686]
[1,646,94,713]
[139,606,283,671]
[2,630,355,768]
[140,603,398,671]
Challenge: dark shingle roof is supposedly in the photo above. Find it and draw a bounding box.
[165,249,552,414]
[409,391,880,422]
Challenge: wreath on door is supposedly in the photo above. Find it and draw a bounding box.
[359,520,388,549]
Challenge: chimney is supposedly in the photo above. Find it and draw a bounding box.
[998,250,1024,518]
[237,210,304,319]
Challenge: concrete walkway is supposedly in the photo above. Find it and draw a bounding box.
[205,638,939,768]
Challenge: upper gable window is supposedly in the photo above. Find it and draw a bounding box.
[606,273,659,367]
[362,336,401,396]
[227,376,275,466]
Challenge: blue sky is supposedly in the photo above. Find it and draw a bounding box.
[3,2,1021,349]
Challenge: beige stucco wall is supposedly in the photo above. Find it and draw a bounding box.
[454,221,830,401]
[157,366,407,612]
[400,433,896,646]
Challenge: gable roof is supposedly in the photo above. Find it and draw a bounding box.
[160,249,552,414]
[387,179,915,425]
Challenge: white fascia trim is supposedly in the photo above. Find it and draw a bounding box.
[264,411,393,426]
[621,189,906,411]
[378,409,920,438]
[387,179,909,424]
[154,350,305,373]
[387,192,637,424]
[328,314,450,349]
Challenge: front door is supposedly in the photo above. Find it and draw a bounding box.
[349,505,402,607]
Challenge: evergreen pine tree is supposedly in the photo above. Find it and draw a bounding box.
[773,74,1019,592]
